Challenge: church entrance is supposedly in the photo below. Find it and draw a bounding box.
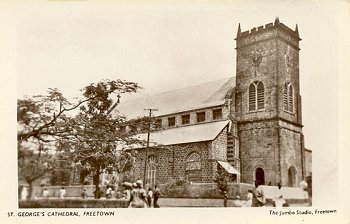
[255,167,265,185]
[288,166,297,187]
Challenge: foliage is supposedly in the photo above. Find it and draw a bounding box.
[17,79,143,199]
[162,179,190,197]
[57,80,143,198]
[49,153,73,186]
[18,146,54,199]
[213,167,230,195]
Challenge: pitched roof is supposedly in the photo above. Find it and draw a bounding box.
[133,120,230,147]
[111,77,235,119]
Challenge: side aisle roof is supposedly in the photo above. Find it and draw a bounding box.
[133,120,230,147]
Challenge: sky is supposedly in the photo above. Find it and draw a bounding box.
[15,1,338,152]
[1,0,349,214]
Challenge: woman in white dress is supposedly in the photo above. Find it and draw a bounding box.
[273,183,286,207]
[244,190,253,207]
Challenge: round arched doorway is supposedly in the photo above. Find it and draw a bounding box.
[288,166,297,187]
[255,167,265,185]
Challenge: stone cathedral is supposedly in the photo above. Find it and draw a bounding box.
[112,18,312,187]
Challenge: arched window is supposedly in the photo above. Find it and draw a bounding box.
[284,83,294,113]
[186,152,201,182]
[147,155,157,187]
[249,81,264,111]
[186,152,201,170]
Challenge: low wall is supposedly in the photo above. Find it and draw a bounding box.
[32,185,106,198]
[159,183,308,200]
[31,184,308,201]
[261,185,308,200]
[158,198,308,207]
[160,183,253,199]
[19,199,128,208]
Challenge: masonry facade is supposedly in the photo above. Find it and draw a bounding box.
[113,18,311,187]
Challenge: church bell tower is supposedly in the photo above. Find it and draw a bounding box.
[235,18,305,186]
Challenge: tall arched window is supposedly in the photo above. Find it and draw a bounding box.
[284,83,294,113]
[249,81,264,111]
[186,152,201,171]
[147,155,157,187]
[186,152,201,182]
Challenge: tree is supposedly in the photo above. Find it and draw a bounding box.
[213,166,230,203]
[56,80,143,198]
[18,145,54,199]
[17,79,142,199]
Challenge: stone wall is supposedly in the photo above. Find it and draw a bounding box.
[305,149,312,177]
[160,182,253,199]
[209,127,228,161]
[235,20,304,186]
[239,120,280,185]
[131,126,229,185]
[133,141,212,184]
[19,199,128,208]
[238,119,304,186]
[235,38,279,122]
[279,120,304,186]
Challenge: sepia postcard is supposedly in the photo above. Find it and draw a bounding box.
[0,0,349,224]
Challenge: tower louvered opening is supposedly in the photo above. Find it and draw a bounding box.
[257,82,264,110]
[284,84,288,110]
[284,83,294,113]
[249,81,264,111]
[288,84,294,113]
[249,83,256,111]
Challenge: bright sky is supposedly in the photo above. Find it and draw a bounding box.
[16,1,338,152]
[2,0,349,210]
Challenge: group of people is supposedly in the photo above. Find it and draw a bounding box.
[124,180,161,208]
[235,181,285,207]
[245,181,292,207]
[39,186,66,199]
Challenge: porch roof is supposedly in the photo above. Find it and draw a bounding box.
[217,160,240,175]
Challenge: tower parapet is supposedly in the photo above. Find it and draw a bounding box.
[236,18,301,50]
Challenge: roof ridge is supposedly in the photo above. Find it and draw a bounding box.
[120,76,235,103]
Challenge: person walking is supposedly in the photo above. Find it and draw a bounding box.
[81,188,88,199]
[273,183,286,207]
[233,195,242,207]
[128,180,147,208]
[81,188,88,208]
[20,186,28,200]
[42,188,50,199]
[58,186,66,199]
[252,181,265,207]
[147,187,153,208]
[299,179,309,200]
[153,185,160,208]
[243,190,253,207]
[106,186,112,198]
[223,191,228,207]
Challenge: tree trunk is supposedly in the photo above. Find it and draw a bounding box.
[28,181,33,200]
[94,168,100,199]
